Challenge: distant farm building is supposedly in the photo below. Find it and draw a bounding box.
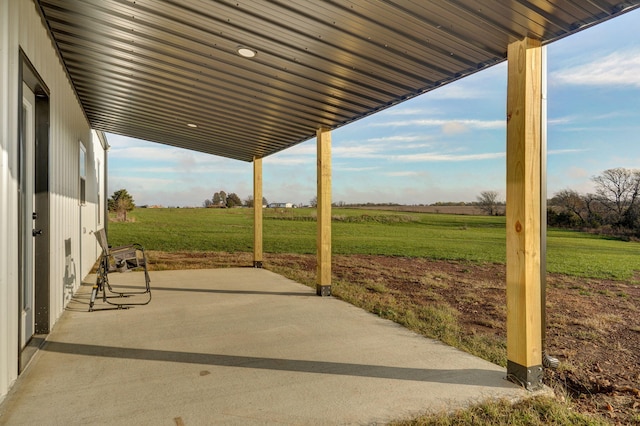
[268,202,294,208]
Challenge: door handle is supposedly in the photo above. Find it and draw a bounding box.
[32,229,43,237]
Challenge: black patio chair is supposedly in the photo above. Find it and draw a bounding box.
[89,228,151,311]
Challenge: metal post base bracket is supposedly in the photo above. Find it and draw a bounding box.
[316,285,331,297]
[507,360,543,391]
[253,261,263,268]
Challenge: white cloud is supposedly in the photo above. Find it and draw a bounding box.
[402,142,437,149]
[265,145,384,165]
[274,142,316,156]
[393,152,505,162]
[365,135,430,143]
[263,156,312,166]
[592,111,628,120]
[567,167,589,179]
[385,171,425,177]
[548,149,587,155]
[427,84,486,100]
[110,166,177,174]
[109,146,181,161]
[376,118,504,130]
[442,121,470,135]
[106,133,156,148]
[264,141,316,166]
[336,166,379,172]
[334,145,384,157]
[109,176,175,188]
[548,116,574,125]
[381,107,440,116]
[264,138,508,166]
[551,49,640,88]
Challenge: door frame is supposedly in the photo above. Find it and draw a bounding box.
[18,51,50,372]
[19,81,35,351]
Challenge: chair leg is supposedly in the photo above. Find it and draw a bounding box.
[89,285,98,312]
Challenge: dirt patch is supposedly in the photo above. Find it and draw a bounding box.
[146,251,640,424]
[331,255,640,424]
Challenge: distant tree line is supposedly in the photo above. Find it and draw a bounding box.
[549,167,640,238]
[471,168,640,237]
[178,167,640,239]
[203,190,267,208]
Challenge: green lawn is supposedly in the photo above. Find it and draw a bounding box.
[108,207,630,425]
[108,207,640,280]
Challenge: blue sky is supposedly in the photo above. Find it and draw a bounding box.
[107,9,640,207]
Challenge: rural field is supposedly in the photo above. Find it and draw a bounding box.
[109,207,640,425]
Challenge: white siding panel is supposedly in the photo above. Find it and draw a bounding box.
[17,0,96,322]
[0,0,20,402]
[84,130,107,275]
[0,0,105,401]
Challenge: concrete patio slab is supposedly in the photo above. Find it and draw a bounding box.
[0,268,536,425]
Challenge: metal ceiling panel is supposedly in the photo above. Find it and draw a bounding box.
[36,0,640,162]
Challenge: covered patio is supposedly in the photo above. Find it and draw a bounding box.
[2,0,640,410]
[0,268,536,425]
[28,0,640,389]
[2,0,640,408]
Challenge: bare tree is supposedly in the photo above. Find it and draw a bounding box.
[592,168,640,227]
[585,192,612,228]
[476,190,500,216]
[551,189,587,224]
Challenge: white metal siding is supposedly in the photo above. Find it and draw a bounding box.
[0,0,19,402]
[17,0,91,322]
[0,0,105,401]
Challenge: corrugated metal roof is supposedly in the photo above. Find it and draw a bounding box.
[36,0,640,162]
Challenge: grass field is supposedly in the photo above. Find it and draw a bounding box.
[109,207,640,280]
[107,207,639,425]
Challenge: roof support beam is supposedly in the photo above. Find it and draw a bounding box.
[253,157,263,268]
[505,37,543,390]
[316,128,332,297]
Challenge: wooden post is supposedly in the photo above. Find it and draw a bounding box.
[316,128,331,296]
[506,37,543,390]
[253,157,263,268]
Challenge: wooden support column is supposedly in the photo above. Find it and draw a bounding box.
[253,157,263,268]
[506,37,543,390]
[316,128,332,296]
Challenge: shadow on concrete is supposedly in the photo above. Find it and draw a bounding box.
[43,340,507,387]
[115,284,312,297]
[3,270,531,424]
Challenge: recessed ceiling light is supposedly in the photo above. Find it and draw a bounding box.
[237,46,257,58]
[187,123,198,128]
